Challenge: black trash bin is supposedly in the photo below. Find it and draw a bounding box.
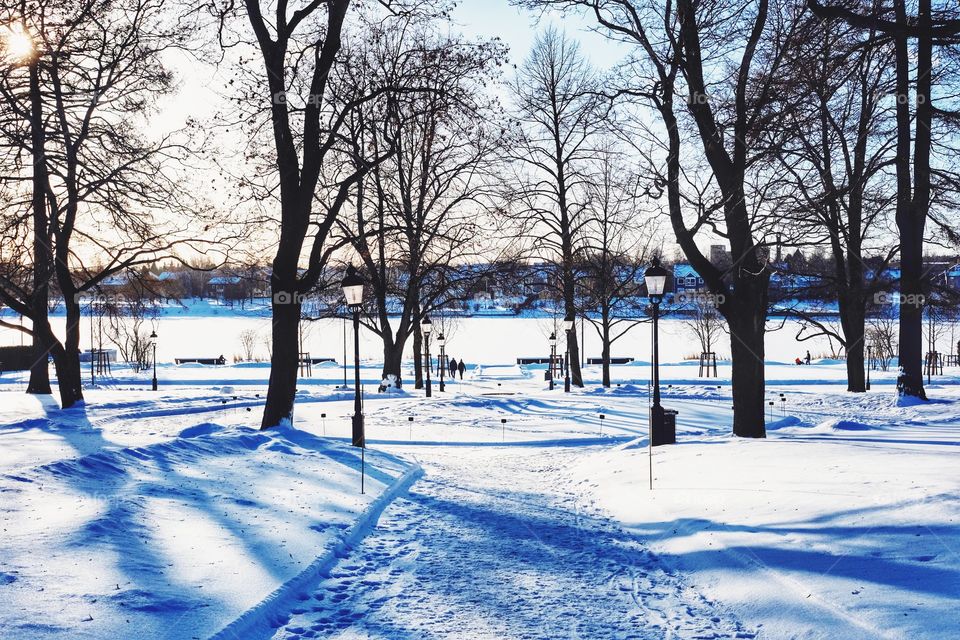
[652,407,678,446]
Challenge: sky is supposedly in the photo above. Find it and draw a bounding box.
[155,0,628,133]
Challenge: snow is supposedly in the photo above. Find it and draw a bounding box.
[0,392,415,639]
[1,314,959,638]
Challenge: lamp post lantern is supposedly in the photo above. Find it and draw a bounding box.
[341,266,365,449]
[149,330,158,391]
[644,257,670,445]
[548,332,557,390]
[421,315,433,398]
[438,332,446,392]
[563,315,574,393]
[866,344,872,391]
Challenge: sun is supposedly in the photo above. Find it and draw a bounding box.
[3,25,34,62]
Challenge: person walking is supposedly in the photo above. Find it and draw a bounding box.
[457,359,466,380]
[448,357,457,380]
[805,350,811,365]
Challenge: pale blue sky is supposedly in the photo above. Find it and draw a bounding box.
[156,1,627,145]
[451,0,626,68]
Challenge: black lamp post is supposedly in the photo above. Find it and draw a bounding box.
[341,266,365,448]
[866,344,872,391]
[421,315,433,398]
[644,257,669,444]
[149,330,158,391]
[438,332,446,392]
[563,315,574,393]
[548,332,557,390]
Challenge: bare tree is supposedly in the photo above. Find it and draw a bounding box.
[0,0,225,408]
[578,143,655,387]
[519,0,799,437]
[682,298,725,357]
[809,0,960,399]
[336,26,507,389]
[508,28,605,389]
[205,1,423,427]
[761,9,898,392]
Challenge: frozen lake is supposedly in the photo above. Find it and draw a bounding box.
[0,302,848,366]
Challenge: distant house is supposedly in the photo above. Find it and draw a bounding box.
[206,275,243,300]
[673,264,705,294]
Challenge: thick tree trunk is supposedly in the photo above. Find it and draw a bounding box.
[726,290,767,438]
[261,280,301,428]
[54,297,85,407]
[27,313,52,395]
[382,337,404,388]
[26,60,51,396]
[898,229,926,398]
[840,298,866,393]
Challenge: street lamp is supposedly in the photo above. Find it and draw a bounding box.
[563,315,574,393]
[548,331,557,390]
[341,266,365,449]
[438,332,446,392]
[421,315,433,398]
[644,257,670,445]
[149,330,158,391]
[866,344,872,391]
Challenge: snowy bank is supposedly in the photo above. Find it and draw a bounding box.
[0,403,417,640]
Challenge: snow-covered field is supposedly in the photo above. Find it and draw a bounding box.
[1,319,959,639]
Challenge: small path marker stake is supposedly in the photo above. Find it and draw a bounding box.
[599,413,605,435]
[321,412,327,436]
[501,417,506,441]
[408,416,414,440]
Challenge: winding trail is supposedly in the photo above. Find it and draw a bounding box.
[269,446,751,639]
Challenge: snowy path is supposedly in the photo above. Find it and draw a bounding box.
[269,446,752,640]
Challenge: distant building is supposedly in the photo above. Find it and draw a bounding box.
[206,275,243,300]
[673,264,705,293]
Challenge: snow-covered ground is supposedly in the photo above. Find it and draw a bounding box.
[1,343,959,638]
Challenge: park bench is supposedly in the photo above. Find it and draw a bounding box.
[175,356,227,365]
[586,357,635,365]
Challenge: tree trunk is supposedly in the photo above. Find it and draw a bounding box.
[412,325,423,389]
[601,308,611,388]
[382,337,404,388]
[54,296,85,407]
[26,59,51,396]
[725,292,767,438]
[261,280,301,428]
[898,228,926,398]
[840,298,866,393]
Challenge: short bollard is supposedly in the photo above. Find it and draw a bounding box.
[768,401,774,421]
[408,416,414,440]
[321,412,327,436]
[599,413,605,435]
[501,417,506,441]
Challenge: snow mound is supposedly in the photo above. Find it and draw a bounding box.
[765,416,802,431]
[178,422,224,439]
[815,418,874,432]
[894,393,928,407]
